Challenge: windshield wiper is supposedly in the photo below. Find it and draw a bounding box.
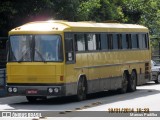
[35,49,46,63]
[18,49,31,62]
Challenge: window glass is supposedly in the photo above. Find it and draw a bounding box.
[100,34,108,50]
[122,34,127,49]
[65,33,73,52]
[139,34,147,49]
[131,34,138,49]
[113,34,118,49]
[65,33,74,62]
[118,34,122,49]
[34,35,62,61]
[76,34,86,51]
[9,35,63,62]
[139,34,143,49]
[9,35,32,61]
[65,38,73,52]
[87,34,96,50]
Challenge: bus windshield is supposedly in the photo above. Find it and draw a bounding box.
[8,35,63,62]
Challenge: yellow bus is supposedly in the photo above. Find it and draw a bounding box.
[7,20,151,102]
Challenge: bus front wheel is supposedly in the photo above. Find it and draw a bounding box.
[128,71,137,92]
[118,72,128,94]
[76,77,87,101]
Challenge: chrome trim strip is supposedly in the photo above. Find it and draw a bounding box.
[74,61,150,69]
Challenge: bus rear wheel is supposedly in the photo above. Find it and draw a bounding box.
[128,71,137,92]
[76,77,87,101]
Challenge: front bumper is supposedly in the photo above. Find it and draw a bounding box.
[7,85,65,97]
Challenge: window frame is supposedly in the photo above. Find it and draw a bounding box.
[64,32,76,64]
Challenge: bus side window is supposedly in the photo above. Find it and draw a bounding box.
[122,34,127,49]
[75,34,86,51]
[126,34,132,49]
[131,34,139,49]
[139,33,147,49]
[65,33,75,63]
[100,34,108,50]
[87,33,97,51]
[113,34,118,50]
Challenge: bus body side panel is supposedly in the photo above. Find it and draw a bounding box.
[64,64,78,96]
[65,49,151,95]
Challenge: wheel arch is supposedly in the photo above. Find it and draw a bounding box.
[123,70,129,77]
[76,74,88,94]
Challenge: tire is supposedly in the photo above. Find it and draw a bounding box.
[155,74,160,84]
[76,77,87,101]
[26,96,38,103]
[128,71,137,92]
[118,72,128,94]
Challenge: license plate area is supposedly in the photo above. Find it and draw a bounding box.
[26,89,38,94]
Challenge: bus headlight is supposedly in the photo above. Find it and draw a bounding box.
[54,88,59,93]
[13,87,18,93]
[48,87,60,94]
[48,88,53,93]
[8,87,13,93]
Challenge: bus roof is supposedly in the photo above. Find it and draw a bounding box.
[9,20,149,35]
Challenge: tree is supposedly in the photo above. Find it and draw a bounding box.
[122,0,160,36]
[52,0,80,21]
[0,0,54,36]
[77,0,125,22]
[0,0,160,38]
